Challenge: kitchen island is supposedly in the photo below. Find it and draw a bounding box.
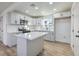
[16,32,47,56]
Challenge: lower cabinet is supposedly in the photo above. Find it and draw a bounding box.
[7,33,17,47]
[44,32,55,41]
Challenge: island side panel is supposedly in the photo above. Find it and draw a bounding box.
[27,37,44,56]
[17,37,28,56]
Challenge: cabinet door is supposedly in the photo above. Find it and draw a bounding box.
[11,13,16,24]
[10,13,20,24]
[44,34,49,41]
[7,34,17,47]
[17,14,21,24]
[44,32,54,41]
[55,19,66,42]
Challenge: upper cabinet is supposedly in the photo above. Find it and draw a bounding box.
[41,15,54,31]
[8,12,20,24]
[54,11,71,18]
[8,12,29,25]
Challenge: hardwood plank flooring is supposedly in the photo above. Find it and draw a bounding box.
[0,42,16,56]
[0,41,74,56]
[39,41,74,56]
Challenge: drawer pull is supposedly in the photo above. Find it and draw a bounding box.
[76,35,79,37]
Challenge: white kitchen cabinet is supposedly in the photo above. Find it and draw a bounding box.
[30,18,42,30]
[16,14,21,24]
[9,12,33,25]
[17,32,47,56]
[44,32,55,41]
[32,18,40,25]
[7,33,17,47]
[9,12,19,24]
[35,18,42,26]
[54,11,71,18]
[42,15,54,31]
[9,12,25,25]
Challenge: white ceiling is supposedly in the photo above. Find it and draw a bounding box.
[14,2,73,16]
[0,2,14,14]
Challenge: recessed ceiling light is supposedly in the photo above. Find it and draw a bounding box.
[49,2,53,4]
[53,9,57,11]
[35,6,39,10]
[25,10,29,13]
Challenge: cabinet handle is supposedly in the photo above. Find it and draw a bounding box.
[76,35,79,37]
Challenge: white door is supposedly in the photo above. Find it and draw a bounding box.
[71,6,74,50]
[55,19,66,42]
[72,3,79,55]
[73,15,79,55]
[55,18,71,43]
[65,19,71,43]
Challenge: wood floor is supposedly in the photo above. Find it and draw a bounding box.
[0,41,74,56]
[39,41,74,56]
[0,42,16,56]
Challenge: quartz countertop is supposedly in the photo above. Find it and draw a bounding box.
[14,32,48,40]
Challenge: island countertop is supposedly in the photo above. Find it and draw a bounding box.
[14,32,48,40]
